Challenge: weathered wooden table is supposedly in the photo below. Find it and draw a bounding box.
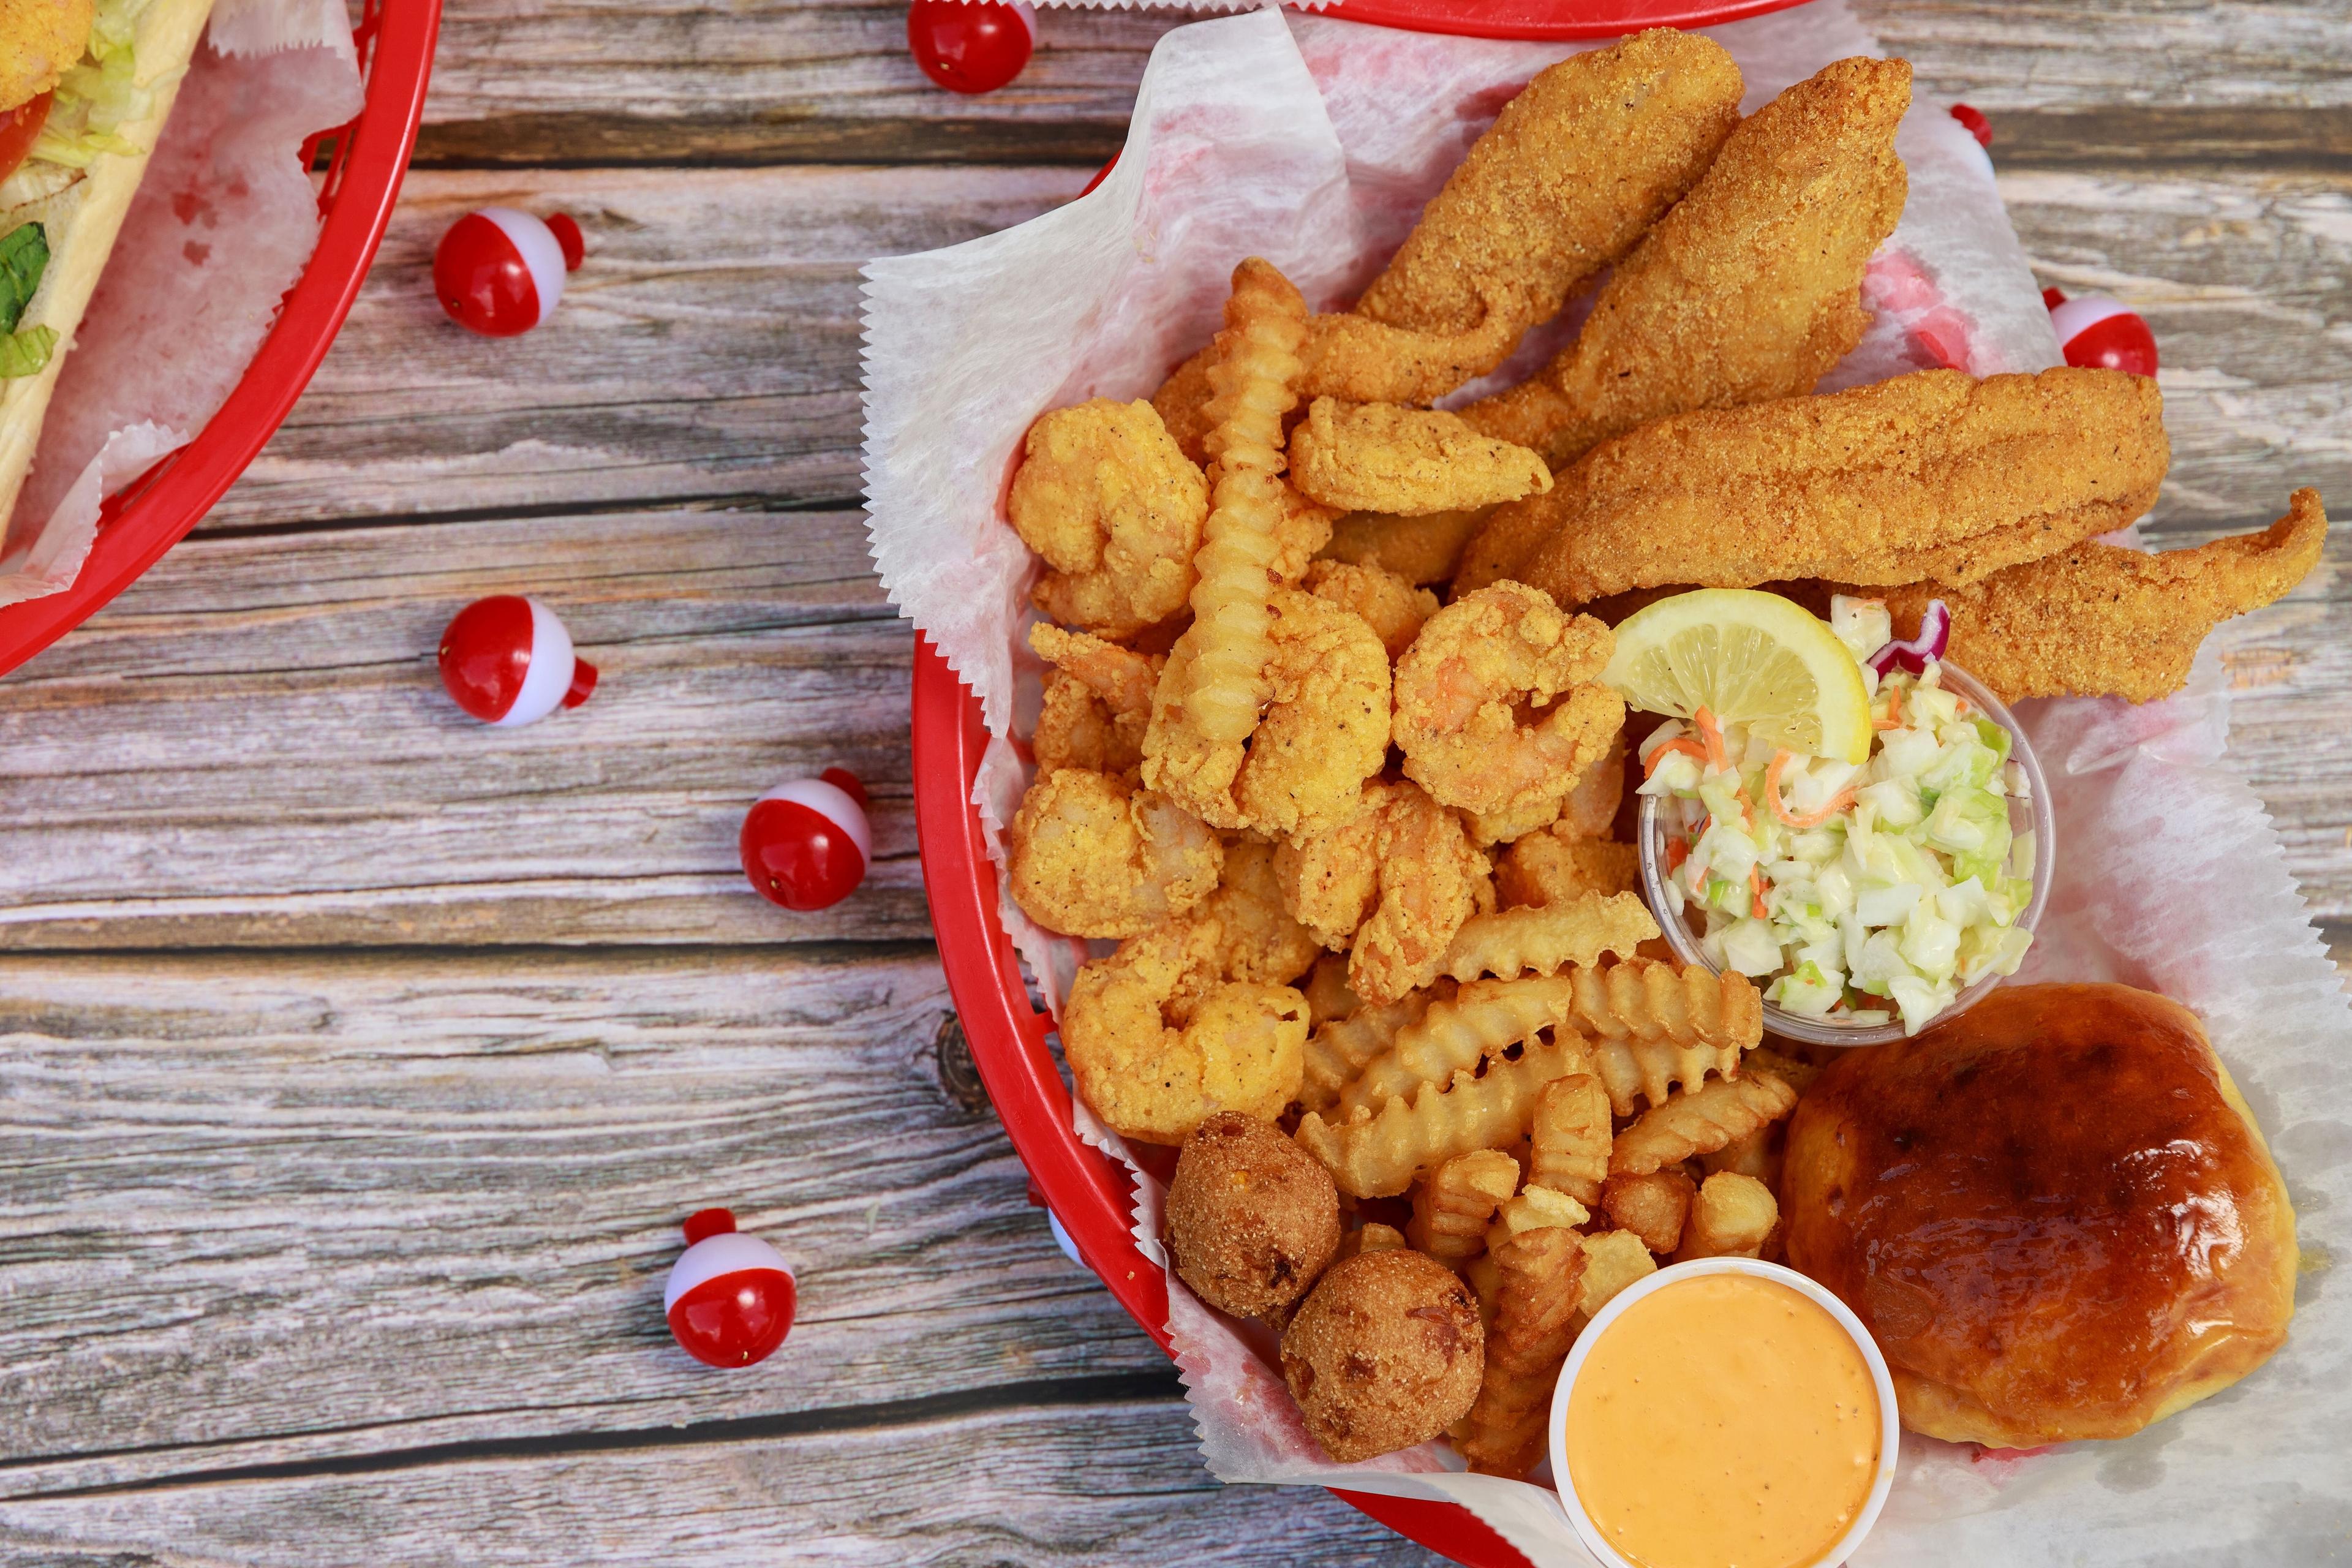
[0,4,2342,1563]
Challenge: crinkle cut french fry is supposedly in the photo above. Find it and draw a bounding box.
[1457,1226,1588,1477]
[1439,892,1659,983]
[1482,1184,1591,1256]
[1675,1171,1779,1261]
[1336,974,1579,1120]
[1297,986,1446,1115]
[1295,1033,1592,1198]
[1407,1148,1522,1264]
[1572,1229,1657,1329]
[1527,1072,1610,1207]
[1574,960,1761,1114]
[1610,1070,1798,1175]
[1601,1169,1695,1254]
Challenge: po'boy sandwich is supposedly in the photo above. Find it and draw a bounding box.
[0,0,217,522]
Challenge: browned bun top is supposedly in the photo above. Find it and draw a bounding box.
[0,0,94,115]
[1782,982,2296,1447]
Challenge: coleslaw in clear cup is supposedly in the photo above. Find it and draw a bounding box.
[1637,654,2054,1047]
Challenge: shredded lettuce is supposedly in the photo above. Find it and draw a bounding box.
[28,0,157,169]
[0,222,48,333]
[0,324,56,378]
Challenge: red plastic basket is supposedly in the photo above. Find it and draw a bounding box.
[913,4,1807,1561]
[0,0,440,679]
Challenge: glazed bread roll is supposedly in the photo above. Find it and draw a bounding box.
[1782,982,2296,1447]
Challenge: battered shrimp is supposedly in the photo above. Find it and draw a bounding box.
[1030,624,1161,777]
[1146,589,1392,840]
[1009,398,1209,639]
[1304,559,1440,662]
[1393,582,1624,820]
[1276,781,1494,1006]
[1062,921,1310,1145]
[1194,838,1324,992]
[1006,770,1224,939]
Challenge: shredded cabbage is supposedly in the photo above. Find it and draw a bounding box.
[28,0,157,169]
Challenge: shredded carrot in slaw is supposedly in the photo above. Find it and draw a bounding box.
[1765,748,1857,830]
[1749,867,1769,919]
[1643,737,1709,778]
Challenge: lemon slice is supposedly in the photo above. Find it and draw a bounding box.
[1603,589,1873,763]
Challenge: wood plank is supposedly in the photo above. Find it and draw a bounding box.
[0,948,1187,1490]
[403,0,2352,169]
[0,509,938,948]
[0,1401,1442,1566]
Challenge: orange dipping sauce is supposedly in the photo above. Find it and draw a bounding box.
[1564,1272,1882,1568]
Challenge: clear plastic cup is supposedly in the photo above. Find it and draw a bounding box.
[1637,660,2055,1047]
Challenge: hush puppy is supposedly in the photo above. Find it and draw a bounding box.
[1280,1250,1485,1462]
[1165,1112,1342,1318]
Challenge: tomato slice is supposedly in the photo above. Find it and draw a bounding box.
[0,93,53,189]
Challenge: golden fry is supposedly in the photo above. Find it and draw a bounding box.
[1741,1046,1822,1097]
[1573,1229,1657,1329]
[1602,1168,1695,1254]
[1439,893,1660,984]
[1675,1170,1778,1261]
[1295,1032,1592,1197]
[1156,259,1309,749]
[1290,399,1552,515]
[1298,985,1449,1116]
[1610,1071,1799,1174]
[1483,1184,1593,1255]
[1011,398,1208,638]
[1337,975,1581,1120]
[1507,367,2171,607]
[1408,1148,1523,1265]
[1528,1071,1610,1207]
[1457,1226,1588,1477]
[1394,581,1624,818]
[1863,488,2329,704]
[1463,57,1910,472]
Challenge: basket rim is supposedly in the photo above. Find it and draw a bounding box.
[0,0,443,682]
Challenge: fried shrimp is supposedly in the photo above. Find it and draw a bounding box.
[1146,588,1392,839]
[1030,624,1163,778]
[1062,921,1309,1145]
[1392,581,1624,819]
[1289,399,1552,516]
[1304,559,1439,662]
[1189,837,1323,995]
[1277,780,1494,1005]
[1462,56,1911,473]
[1507,368,2171,606]
[1154,258,1312,758]
[1009,399,1209,639]
[1005,769,1224,939]
[1311,30,1745,404]
[1858,488,2330,704]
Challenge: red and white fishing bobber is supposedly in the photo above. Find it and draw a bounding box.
[437,594,598,726]
[665,1208,796,1370]
[2043,287,2159,377]
[741,768,870,911]
[1947,103,1996,182]
[906,0,1036,95]
[434,208,586,337]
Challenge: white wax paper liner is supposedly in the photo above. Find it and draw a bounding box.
[0,0,362,606]
[862,7,2350,1562]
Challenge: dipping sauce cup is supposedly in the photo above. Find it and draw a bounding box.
[1549,1258,1899,1568]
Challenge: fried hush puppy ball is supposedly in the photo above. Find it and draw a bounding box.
[1280,1249,1485,1463]
[1165,1111,1343,1319]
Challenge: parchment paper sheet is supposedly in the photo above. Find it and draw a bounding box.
[0,0,364,605]
[861,7,2351,1562]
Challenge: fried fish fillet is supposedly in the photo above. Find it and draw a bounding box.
[1504,367,2169,606]
[1148,28,1745,427]
[1289,398,1551,514]
[1854,489,2328,704]
[1461,56,1909,474]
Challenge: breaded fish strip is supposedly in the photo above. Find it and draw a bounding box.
[1858,488,2329,704]
[1508,368,2169,606]
[1289,399,1552,515]
[1461,56,1910,477]
[1316,508,1490,587]
[1317,29,1744,404]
